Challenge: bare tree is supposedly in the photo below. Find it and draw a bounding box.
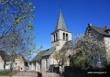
[53,49,68,74]
[53,50,67,66]
[0,0,35,75]
[0,0,35,40]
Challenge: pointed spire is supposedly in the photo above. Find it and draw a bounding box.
[55,10,67,31]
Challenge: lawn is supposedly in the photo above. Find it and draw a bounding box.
[0,71,11,76]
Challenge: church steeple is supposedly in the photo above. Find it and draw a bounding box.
[51,11,72,49]
[55,11,67,31]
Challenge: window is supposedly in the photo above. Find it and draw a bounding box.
[107,30,110,34]
[63,33,65,40]
[89,33,97,40]
[56,33,58,41]
[54,34,55,42]
[66,34,68,41]
[21,68,22,70]
[105,29,110,34]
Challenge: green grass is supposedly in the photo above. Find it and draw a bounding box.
[0,71,11,76]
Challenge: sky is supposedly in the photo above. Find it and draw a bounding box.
[32,0,110,49]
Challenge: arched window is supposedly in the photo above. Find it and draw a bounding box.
[56,33,58,41]
[63,33,65,40]
[66,34,68,41]
[54,34,55,42]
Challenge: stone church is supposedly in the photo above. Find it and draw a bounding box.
[33,11,73,73]
[0,11,110,72]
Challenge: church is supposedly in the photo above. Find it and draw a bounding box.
[32,11,110,73]
[32,11,73,73]
[0,11,110,73]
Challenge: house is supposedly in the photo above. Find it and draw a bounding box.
[33,11,73,73]
[13,55,28,71]
[85,24,110,64]
[0,49,29,71]
[4,55,11,70]
[0,55,4,71]
[0,50,8,71]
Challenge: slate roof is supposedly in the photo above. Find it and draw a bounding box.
[15,54,28,62]
[32,47,56,62]
[32,40,73,62]
[63,40,73,49]
[32,40,74,62]
[87,24,110,37]
[0,50,28,62]
[0,50,6,60]
[0,50,11,61]
[55,11,67,31]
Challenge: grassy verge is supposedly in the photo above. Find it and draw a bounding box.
[0,71,11,76]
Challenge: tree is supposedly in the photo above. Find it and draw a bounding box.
[70,52,88,69]
[0,0,35,40]
[53,49,68,74]
[0,0,35,75]
[70,35,106,69]
[53,51,67,66]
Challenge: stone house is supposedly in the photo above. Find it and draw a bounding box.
[0,55,4,71]
[0,50,12,71]
[0,50,28,71]
[0,50,8,71]
[13,55,28,71]
[33,11,73,73]
[4,55,11,70]
[85,24,110,64]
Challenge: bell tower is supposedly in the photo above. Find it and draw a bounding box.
[51,11,72,50]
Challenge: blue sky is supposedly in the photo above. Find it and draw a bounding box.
[32,0,110,49]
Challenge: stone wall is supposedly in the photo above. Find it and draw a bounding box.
[0,56,4,70]
[13,56,25,71]
[104,37,110,63]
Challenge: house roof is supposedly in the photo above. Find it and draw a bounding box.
[55,11,67,31]
[0,50,11,61]
[32,47,56,62]
[0,50,28,62]
[0,50,6,60]
[15,54,28,62]
[87,24,110,37]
